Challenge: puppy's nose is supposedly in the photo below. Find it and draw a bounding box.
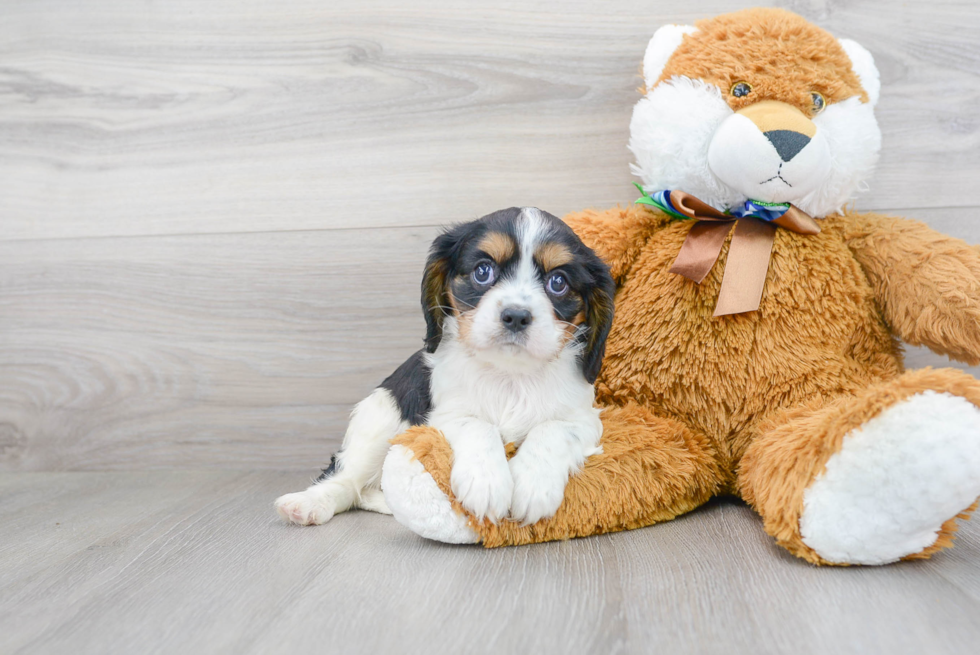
[764,130,811,162]
[500,307,533,333]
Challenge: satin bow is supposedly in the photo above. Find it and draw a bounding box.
[635,186,821,316]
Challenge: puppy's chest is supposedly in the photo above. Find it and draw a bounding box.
[429,358,582,443]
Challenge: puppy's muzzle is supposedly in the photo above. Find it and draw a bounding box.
[500,306,533,333]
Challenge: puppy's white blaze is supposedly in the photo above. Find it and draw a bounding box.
[466,207,564,363]
[278,207,607,530]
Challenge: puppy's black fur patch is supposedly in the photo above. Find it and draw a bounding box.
[315,454,339,482]
[379,349,432,425]
[311,207,613,487]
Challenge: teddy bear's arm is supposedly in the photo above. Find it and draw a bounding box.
[844,212,980,365]
[563,205,670,282]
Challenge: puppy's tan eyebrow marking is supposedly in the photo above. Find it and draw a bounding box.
[535,242,574,271]
[477,231,516,262]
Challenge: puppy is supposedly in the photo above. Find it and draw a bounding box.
[275,207,615,527]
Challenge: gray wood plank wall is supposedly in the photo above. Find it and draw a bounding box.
[2,0,979,471]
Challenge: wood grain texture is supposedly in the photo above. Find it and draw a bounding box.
[2,208,979,471]
[1,0,979,241]
[1,471,979,655]
[2,3,979,651]
[0,226,437,470]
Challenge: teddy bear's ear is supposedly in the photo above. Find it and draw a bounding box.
[838,38,881,107]
[643,24,698,90]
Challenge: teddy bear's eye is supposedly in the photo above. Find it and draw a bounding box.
[811,92,826,115]
[730,82,752,98]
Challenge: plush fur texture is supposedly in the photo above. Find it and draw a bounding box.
[799,391,980,564]
[389,206,980,562]
[630,8,881,218]
[277,207,615,529]
[380,8,980,564]
[389,404,722,547]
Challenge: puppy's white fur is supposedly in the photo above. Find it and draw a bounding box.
[276,208,603,528]
[428,316,602,524]
[275,387,406,524]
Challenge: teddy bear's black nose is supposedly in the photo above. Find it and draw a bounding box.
[764,130,811,162]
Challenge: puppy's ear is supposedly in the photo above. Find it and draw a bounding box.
[579,254,616,384]
[421,226,464,353]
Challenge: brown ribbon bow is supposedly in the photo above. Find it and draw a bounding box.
[666,191,821,316]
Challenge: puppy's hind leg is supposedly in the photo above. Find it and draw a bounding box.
[276,388,407,525]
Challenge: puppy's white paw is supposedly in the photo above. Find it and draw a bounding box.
[275,491,336,526]
[509,454,568,525]
[357,487,392,515]
[450,452,513,524]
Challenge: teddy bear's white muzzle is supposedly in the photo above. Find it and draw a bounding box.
[708,113,832,205]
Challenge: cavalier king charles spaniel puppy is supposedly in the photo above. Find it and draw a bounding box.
[276,207,615,527]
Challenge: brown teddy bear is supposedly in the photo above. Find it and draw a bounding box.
[379,7,980,565]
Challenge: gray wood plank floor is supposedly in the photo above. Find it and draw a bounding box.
[2,471,979,655]
[2,0,980,652]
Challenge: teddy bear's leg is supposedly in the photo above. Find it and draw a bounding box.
[382,403,724,546]
[738,368,980,565]
[381,427,482,544]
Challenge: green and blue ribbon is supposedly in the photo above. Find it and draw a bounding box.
[633,182,792,223]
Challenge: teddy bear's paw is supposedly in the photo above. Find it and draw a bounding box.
[508,453,568,525]
[800,391,980,565]
[381,444,481,544]
[275,491,337,526]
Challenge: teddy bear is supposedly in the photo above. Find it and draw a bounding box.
[378,7,980,565]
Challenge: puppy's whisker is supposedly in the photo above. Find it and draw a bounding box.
[450,296,477,310]
[276,207,613,532]
[431,304,477,316]
[556,319,590,336]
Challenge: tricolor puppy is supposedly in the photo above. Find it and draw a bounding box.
[275,207,615,527]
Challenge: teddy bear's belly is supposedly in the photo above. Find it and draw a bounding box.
[596,226,903,460]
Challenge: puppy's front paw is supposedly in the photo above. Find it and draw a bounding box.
[275,491,336,526]
[509,455,568,525]
[450,453,513,524]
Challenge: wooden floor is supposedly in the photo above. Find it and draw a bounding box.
[2,471,979,655]
[3,0,980,653]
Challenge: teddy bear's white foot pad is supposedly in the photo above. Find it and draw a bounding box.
[800,391,980,564]
[381,445,481,544]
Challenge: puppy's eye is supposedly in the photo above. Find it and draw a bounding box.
[730,81,752,98]
[810,91,826,115]
[546,273,568,296]
[472,261,496,286]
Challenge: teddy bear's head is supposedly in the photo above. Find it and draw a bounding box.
[629,8,881,218]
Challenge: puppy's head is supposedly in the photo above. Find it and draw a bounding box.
[422,207,614,382]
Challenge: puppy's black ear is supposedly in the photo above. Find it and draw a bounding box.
[421,226,464,353]
[580,254,616,384]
